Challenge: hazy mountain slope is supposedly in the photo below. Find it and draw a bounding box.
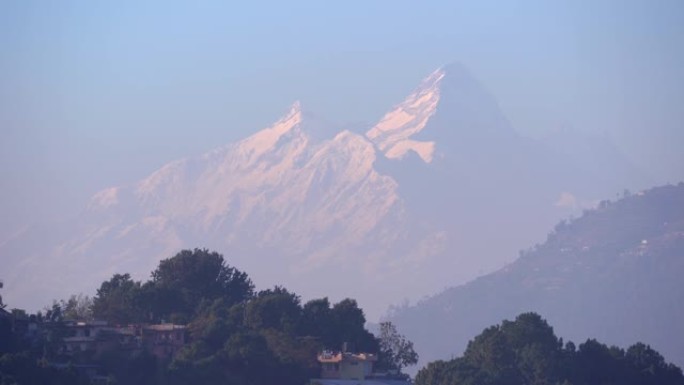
[0,102,442,315]
[366,63,650,288]
[1,64,652,320]
[387,183,684,370]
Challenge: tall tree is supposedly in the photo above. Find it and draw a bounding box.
[151,249,254,321]
[0,280,5,309]
[377,321,419,373]
[328,299,378,352]
[92,273,144,324]
[245,286,301,333]
[300,298,332,339]
[60,294,94,321]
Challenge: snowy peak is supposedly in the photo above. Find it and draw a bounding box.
[365,69,444,163]
[0,64,657,325]
[86,100,395,234]
[418,66,448,91]
[238,101,304,157]
[88,187,121,210]
[366,63,516,163]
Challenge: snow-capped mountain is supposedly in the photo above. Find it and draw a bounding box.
[1,100,438,316]
[366,63,517,164]
[0,64,648,319]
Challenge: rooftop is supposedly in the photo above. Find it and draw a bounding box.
[317,351,378,363]
[143,324,186,332]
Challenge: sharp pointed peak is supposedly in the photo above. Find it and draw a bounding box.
[417,62,478,91]
[438,61,469,74]
[289,100,302,113]
[440,62,484,91]
[416,67,446,91]
[279,100,302,122]
[409,63,479,97]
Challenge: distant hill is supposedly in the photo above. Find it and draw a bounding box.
[387,183,684,371]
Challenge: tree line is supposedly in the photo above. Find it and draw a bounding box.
[2,249,682,385]
[415,312,684,385]
[0,248,417,385]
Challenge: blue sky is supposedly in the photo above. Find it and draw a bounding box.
[1,0,683,238]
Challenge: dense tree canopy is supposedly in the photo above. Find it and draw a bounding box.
[59,294,94,321]
[328,298,378,353]
[170,286,378,385]
[22,248,684,385]
[9,248,388,385]
[91,249,255,325]
[152,249,254,313]
[4,248,684,385]
[245,286,301,333]
[92,273,145,324]
[415,313,684,385]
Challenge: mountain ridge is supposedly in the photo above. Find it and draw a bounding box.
[1,64,651,321]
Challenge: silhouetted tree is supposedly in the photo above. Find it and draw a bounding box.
[328,299,378,352]
[377,321,418,373]
[92,273,145,324]
[0,281,5,309]
[415,313,684,385]
[59,294,94,321]
[245,286,301,333]
[150,248,254,321]
[300,297,332,339]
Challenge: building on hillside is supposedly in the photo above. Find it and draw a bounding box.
[310,350,412,385]
[60,321,188,360]
[62,321,142,355]
[317,350,377,380]
[141,324,187,361]
[62,321,116,354]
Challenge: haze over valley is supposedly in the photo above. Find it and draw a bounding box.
[1,2,683,384]
[1,63,655,322]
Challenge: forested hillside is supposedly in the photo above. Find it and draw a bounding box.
[388,183,684,370]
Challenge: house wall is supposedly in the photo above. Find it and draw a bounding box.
[339,361,365,380]
[321,363,340,379]
[320,361,367,380]
[142,328,186,361]
[363,361,373,376]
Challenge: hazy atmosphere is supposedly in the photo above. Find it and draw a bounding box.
[1,2,684,384]
[2,1,683,240]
